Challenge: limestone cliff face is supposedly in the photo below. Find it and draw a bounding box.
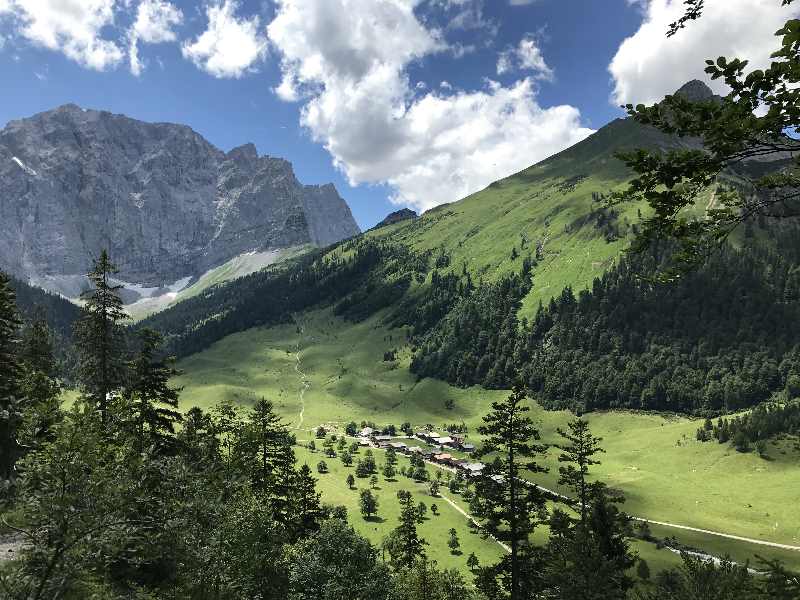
[0,104,360,290]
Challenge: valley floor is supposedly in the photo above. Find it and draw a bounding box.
[175,307,800,572]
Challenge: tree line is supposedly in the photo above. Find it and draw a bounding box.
[696,401,800,453]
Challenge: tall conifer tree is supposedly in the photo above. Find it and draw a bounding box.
[124,328,182,453]
[74,250,128,424]
[471,384,548,600]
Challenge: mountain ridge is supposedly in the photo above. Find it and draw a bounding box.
[0,104,360,299]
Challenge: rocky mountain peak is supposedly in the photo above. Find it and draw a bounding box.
[0,105,361,297]
[227,142,259,163]
[674,80,717,102]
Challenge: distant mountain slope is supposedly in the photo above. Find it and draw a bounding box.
[0,104,360,301]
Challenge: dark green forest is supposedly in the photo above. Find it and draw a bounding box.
[139,223,800,420]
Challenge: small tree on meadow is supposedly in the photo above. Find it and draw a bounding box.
[448,528,461,554]
[359,489,378,520]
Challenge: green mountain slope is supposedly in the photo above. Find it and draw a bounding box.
[366,114,718,317]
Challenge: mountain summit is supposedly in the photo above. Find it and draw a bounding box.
[0,105,360,295]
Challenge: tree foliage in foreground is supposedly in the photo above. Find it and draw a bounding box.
[613,0,800,275]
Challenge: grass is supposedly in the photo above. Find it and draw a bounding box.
[176,306,800,573]
[294,443,504,573]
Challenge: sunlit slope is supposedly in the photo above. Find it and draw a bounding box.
[176,306,800,570]
[366,117,707,314]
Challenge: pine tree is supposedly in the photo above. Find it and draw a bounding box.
[387,489,427,569]
[292,463,323,539]
[471,384,548,600]
[556,419,604,525]
[18,313,62,449]
[0,271,23,488]
[74,250,128,424]
[124,328,182,453]
[240,399,297,527]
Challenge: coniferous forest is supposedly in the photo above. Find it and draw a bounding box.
[141,224,800,418]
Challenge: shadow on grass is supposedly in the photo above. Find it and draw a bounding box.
[363,516,386,524]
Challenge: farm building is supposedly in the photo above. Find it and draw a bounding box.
[463,462,485,477]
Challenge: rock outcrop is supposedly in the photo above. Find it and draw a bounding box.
[0,104,360,293]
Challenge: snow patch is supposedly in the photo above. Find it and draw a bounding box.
[11,156,38,177]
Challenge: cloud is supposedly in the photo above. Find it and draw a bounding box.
[268,0,592,212]
[509,0,536,5]
[497,35,553,79]
[129,0,183,76]
[182,0,268,78]
[6,0,124,70]
[610,0,800,106]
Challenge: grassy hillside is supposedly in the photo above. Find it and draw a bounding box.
[365,117,715,316]
[176,307,800,571]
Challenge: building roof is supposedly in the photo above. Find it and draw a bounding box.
[435,436,454,445]
[427,431,441,438]
[461,443,475,450]
[433,453,452,461]
[390,442,407,449]
[465,462,485,472]
[408,446,423,453]
[374,435,392,441]
[360,427,374,436]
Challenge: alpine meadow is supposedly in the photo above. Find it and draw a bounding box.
[1,1,800,599]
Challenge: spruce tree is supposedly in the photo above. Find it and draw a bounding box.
[387,489,427,569]
[471,384,548,600]
[240,399,297,529]
[124,328,182,453]
[544,420,634,599]
[18,313,62,448]
[0,271,23,489]
[556,419,604,525]
[292,463,323,540]
[74,250,128,424]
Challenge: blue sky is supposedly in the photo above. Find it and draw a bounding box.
[0,0,793,229]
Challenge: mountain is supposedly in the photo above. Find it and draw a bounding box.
[374,208,418,229]
[0,104,360,300]
[143,82,719,352]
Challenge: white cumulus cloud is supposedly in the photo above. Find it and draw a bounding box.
[497,35,552,79]
[268,0,591,212]
[6,0,124,70]
[129,0,183,76]
[610,0,800,106]
[182,0,268,78]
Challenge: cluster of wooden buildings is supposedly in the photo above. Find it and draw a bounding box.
[357,428,484,477]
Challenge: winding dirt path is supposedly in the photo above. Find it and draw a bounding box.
[291,316,311,430]
[439,493,511,553]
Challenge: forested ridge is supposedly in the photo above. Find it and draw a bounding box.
[412,225,800,415]
[137,220,800,419]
